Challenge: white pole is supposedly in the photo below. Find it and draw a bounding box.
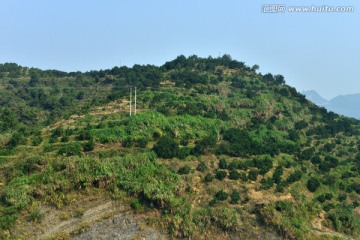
[130,87,132,116]
[135,87,137,115]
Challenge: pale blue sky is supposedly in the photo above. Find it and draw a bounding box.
[0,0,359,99]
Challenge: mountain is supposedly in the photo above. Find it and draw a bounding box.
[328,93,360,119]
[303,90,360,119]
[302,90,328,106]
[1,55,360,240]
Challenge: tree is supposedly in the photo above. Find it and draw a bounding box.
[251,64,259,72]
[153,136,179,159]
[272,166,283,184]
[29,73,40,86]
[82,141,95,152]
[307,177,320,192]
[204,173,214,182]
[196,162,207,172]
[253,156,273,175]
[215,170,227,180]
[230,190,240,204]
[218,158,228,169]
[178,165,191,175]
[274,75,285,85]
[215,190,228,201]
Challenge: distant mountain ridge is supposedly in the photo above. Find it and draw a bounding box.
[302,90,360,119]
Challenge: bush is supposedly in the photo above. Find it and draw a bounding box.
[204,173,214,182]
[31,136,42,146]
[307,177,320,192]
[82,141,95,152]
[325,155,339,168]
[338,193,347,202]
[57,142,82,157]
[27,208,44,223]
[275,200,291,211]
[260,178,274,190]
[228,170,241,180]
[74,208,85,218]
[316,193,332,203]
[177,147,192,159]
[138,138,148,148]
[326,204,358,234]
[253,156,273,175]
[196,162,207,172]
[311,155,322,165]
[21,156,44,174]
[219,158,228,169]
[286,170,302,184]
[178,165,191,175]
[153,136,179,159]
[77,129,92,141]
[7,131,25,147]
[215,190,228,201]
[272,166,283,184]
[230,190,240,204]
[215,170,227,180]
[248,169,258,181]
[130,198,142,211]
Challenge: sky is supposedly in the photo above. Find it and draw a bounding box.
[0,0,359,99]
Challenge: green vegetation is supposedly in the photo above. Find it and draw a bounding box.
[1,55,360,239]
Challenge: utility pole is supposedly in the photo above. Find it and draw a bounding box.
[129,87,132,116]
[134,87,137,115]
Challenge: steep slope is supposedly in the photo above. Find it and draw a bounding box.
[1,55,360,240]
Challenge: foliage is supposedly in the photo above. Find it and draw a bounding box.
[307,177,320,192]
[230,190,240,204]
[178,165,191,175]
[57,142,82,157]
[215,190,228,201]
[204,173,214,182]
[215,170,227,181]
[153,136,179,159]
[196,161,207,172]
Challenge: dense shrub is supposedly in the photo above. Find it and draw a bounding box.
[326,204,358,235]
[272,166,283,184]
[204,173,215,182]
[196,162,207,172]
[82,141,95,152]
[218,158,228,169]
[57,142,82,156]
[253,156,273,175]
[178,165,191,175]
[307,177,320,192]
[228,170,241,180]
[311,155,322,165]
[248,169,259,181]
[215,190,228,201]
[215,170,227,180]
[260,178,274,190]
[286,170,302,184]
[230,190,240,204]
[153,136,179,159]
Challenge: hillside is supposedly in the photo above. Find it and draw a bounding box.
[1,55,360,240]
